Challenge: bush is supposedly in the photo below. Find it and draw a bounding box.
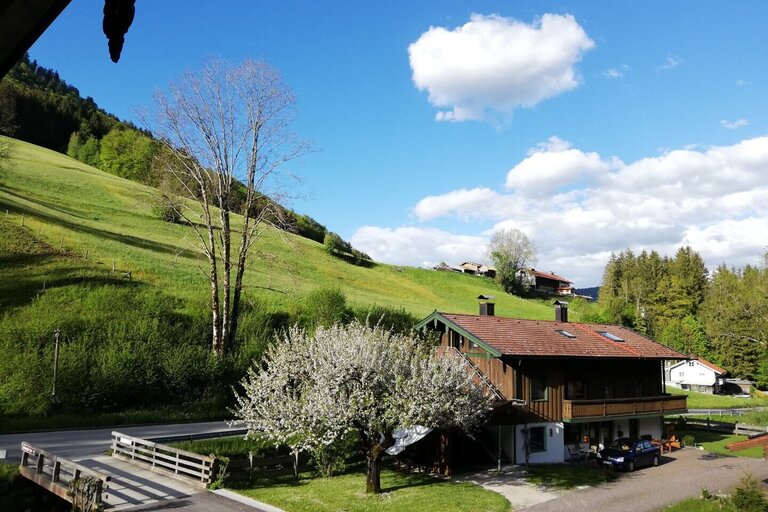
[731,474,768,512]
[682,434,695,447]
[310,432,360,478]
[151,194,181,223]
[300,287,350,329]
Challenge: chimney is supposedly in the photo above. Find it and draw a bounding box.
[478,295,496,316]
[554,300,568,322]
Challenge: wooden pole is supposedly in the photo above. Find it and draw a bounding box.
[52,329,60,397]
[20,215,24,227]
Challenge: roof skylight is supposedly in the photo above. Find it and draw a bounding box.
[599,331,624,342]
[556,329,576,338]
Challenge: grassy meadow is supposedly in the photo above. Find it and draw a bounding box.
[0,136,564,319]
[0,137,595,426]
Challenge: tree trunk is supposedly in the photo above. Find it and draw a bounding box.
[366,443,386,494]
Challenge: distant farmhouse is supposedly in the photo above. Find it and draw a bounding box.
[434,262,496,278]
[665,357,754,395]
[664,357,727,394]
[518,269,574,296]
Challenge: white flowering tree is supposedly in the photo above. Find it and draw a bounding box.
[232,321,492,493]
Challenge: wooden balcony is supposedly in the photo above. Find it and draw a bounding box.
[562,395,687,421]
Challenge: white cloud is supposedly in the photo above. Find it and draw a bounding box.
[349,226,488,268]
[506,136,618,195]
[408,13,595,123]
[720,118,749,129]
[657,55,683,72]
[602,65,628,79]
[353,136,768,286]
[412,187,503,222]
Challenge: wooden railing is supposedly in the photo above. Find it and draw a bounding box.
[111,431,216,487]
[563,395,687,420]
[19,442,110,509]
[437,346,505,400]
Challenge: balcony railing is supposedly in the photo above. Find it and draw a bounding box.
[562,395,687,420]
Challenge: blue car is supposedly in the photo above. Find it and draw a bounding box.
[597,438,660,472]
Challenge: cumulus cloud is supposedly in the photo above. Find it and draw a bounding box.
[349,226,488,268]
[408,13,595,122]
[720,118,749,129]
[352,136,768,285]
[505,136,619,195]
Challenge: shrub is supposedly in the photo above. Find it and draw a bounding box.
[301,287,349,329]
[731,474,768,512]
[682,434,696,447]
[151,195,181,223]
[310,432,360,478]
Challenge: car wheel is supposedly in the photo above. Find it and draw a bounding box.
[627,460,635,472]
[653,455,660,467]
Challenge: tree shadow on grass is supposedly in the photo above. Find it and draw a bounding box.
[0,248,142,313]
[0,193,199,259]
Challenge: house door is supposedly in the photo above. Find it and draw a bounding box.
[629,419,639,440]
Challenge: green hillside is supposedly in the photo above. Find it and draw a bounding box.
[0,136,563,321]
[0,137,592,424]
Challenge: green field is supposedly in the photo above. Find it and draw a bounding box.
[667,388,768,409]
[0,137,597,424]
[0,136,566,320]
[233,465,511,512]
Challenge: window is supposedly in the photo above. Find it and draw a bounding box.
[531,377,548,401]
[598,331,624,342]
[567,380,585,399]
[528,426,546,453]
[556,329,576,338]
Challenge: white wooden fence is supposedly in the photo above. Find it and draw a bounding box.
[110,431,216,487]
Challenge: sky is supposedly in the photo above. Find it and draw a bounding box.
[27,1,768,287]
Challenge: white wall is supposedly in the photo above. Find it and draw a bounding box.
[667,361,717,387]
[515,422,565,464]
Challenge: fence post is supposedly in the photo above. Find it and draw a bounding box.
[52,461,61,483]
[36,453,44,474]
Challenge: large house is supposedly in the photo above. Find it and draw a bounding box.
[519,269,574,296]
[665,357,727,394]
[417,300,688,466]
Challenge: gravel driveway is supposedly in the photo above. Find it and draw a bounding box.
[521,448,767,512]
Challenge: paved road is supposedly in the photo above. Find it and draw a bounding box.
[0,422,276,511]
[0,421,241,462]
[521,448,768,512]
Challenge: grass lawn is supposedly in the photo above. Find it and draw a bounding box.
[169,435,275,458]
[661,497,739,512]
[676,429,765,458]
[233,465,510,512]
[667,388,768,409]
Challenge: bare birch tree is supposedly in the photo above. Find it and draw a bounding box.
[151,58,307,356]
[232,321,492,493]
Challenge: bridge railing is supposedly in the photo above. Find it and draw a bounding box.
[19,441,110,508]
[111,431,216,487]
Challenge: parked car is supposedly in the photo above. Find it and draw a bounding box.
[597,438,660,472]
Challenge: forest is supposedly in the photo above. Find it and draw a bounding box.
[598,247,768,387]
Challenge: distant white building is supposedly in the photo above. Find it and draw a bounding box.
[665,357,727,394]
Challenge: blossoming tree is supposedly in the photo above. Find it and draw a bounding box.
[232,321,492,493]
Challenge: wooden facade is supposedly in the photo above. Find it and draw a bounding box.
[436,325,687,423]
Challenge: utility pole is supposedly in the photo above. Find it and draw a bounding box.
[52,329,60,398]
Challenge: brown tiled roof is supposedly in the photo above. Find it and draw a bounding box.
[439,313,686,359]
[529,269,571,283]
[692,357,727,375]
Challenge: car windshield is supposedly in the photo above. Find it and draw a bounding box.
[607,438,632,451]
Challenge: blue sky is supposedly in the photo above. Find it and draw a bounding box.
[29,1,768,286]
